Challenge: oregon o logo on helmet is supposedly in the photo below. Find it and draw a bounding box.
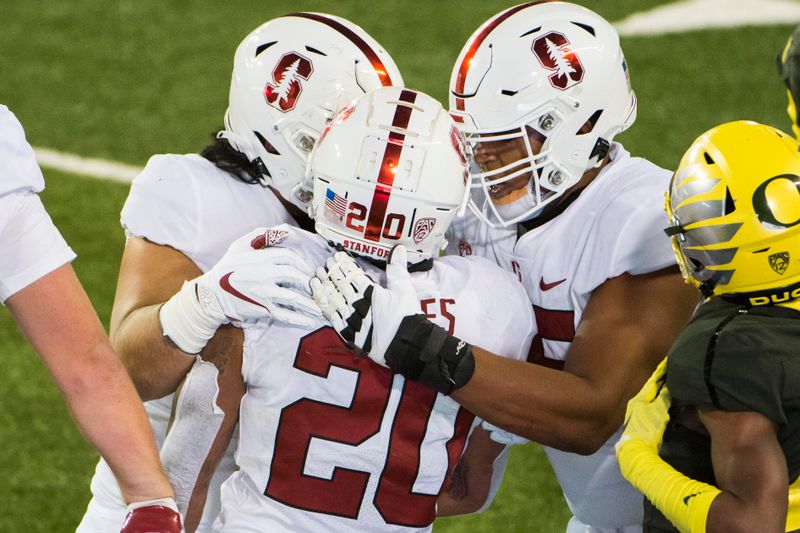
[531,32,584,90]
[752,174,800,228]
[264,52,314,112]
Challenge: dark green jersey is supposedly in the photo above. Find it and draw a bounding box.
[644,297,800,532]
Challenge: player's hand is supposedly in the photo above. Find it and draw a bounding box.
[616,358,670,454]
[311,245,475,394]
[120,497,183,533]
[160,226,322,354]
[197,226,321,324]
[310,245,419,366]
[778,27,800,138]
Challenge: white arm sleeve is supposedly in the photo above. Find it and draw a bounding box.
[159,358,224,516]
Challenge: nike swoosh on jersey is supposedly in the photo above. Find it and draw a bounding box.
[539,277,567,291]
[219,272,270,311]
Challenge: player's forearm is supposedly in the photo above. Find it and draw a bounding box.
[9,266,174,502]
[451,348,622,454]
[111,303,196,400]
[437,428,507,516]
[49,339,174,503]
[617,439,719,533]
[705,492,786,533]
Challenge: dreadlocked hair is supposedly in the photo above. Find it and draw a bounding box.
[200,132,266,186]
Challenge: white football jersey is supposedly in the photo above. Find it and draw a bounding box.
[217,226,534,533]
[79,154,297,532]
[0,105,75,303]
[445,143,675,529]
[0,105,45,197]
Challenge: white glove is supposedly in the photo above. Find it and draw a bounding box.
[160,226,322,354]
[311,245,475,394]
[310,246,420,367]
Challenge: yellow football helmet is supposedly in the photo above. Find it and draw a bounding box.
[665,120,800,304]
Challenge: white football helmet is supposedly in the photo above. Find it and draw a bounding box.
[220,13,404,210]
[308,87,470,264]
[449,1,637,227]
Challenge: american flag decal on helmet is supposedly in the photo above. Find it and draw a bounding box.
[325,188,347,223]
[413,217,437,244]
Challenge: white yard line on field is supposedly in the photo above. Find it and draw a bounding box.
[616,0,800,37]
[32,0,800,182]
[35,146,141,183]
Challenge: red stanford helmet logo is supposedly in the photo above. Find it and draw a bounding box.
[264,52,314,112]
[532,32,584,90]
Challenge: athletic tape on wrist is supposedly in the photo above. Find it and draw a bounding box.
[158,280,222,355]
[385,315,474,395]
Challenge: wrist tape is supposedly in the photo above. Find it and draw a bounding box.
[126,497,180,513]
[384,314,475,395]
[158,280,223,355]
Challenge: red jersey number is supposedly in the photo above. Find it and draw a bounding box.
[527,305,574,370]
[264,327,473,526]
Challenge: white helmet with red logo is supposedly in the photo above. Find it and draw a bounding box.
[449,1,636,227]
[220,13,403,210]
[308,87,470,264]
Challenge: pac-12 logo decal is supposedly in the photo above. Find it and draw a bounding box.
[769,252,790,275]
[264,52,314,112]
[532,32,584,90]
[413,218,437,244]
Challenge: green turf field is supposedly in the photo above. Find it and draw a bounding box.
[0,0,795,531]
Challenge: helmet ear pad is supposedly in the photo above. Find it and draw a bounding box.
[665,120,800,299]
[448,2,636,226]
[309,88,470,264]
[223,13,404,211]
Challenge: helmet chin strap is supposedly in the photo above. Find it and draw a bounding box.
[493,186,543,222]
[719,278,800,308]
[217,130,257,162]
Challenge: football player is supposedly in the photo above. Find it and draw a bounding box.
[75,14,403,533]
[617,121,800,533]
[779,25,800,139]
[159,86,535,532]
[310,3,700,532]
[0,105,181,532]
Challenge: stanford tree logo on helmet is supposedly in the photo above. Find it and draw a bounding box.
[264,52,314,112]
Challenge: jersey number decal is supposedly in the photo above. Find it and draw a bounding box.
[527,305,575,370]
[346,200,406,240]
[264,327,474,526]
